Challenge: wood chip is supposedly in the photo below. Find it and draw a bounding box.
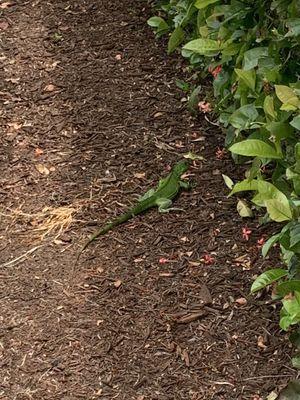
[176,310,207,324]
[113,279,122,288]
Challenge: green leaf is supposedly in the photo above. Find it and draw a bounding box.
[183,151,204,161]
[277,281,300,296]
[167,26,185,54]
[285,18,300,37]
[263,95,277,119]
[265,121,293,140]
[280,314,293,331]
[237,199,253,217]
[254,181,288,207]
[229,104,258,130]
[292,356,300,369]
[183,38,221,56]
[234,68,256,91]
[251,269,287,293]
[194,0,219,9]
[290,224,300,248]
[229,179,258,196]
[262,233,281,257]
[290,330,300,348]
[188,85,202,113]
[222,174,234,189]
[147,16,169,31]
[275,85,300,109]
[243,47,269,70]
[222,43,242,56]
[291,115,300,130]
[278,380,300,400]
[265,198,293,222]
[229,139,281,159]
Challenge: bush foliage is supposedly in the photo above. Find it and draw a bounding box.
[148,1,300,334]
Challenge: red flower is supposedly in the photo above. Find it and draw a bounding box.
[202,254,215,265]
[159,258,169,264]
[242,227,252,241]
[198,101,212,113]
[208,65,222,78]
[216,147,226,160]
[257,237,265,248]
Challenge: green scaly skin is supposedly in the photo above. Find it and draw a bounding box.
[78,160,190,257]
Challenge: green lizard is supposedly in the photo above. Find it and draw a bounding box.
[78,160,190,256]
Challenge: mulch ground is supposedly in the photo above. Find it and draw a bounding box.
[0,1,297,399]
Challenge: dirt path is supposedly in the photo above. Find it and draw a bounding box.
[0,1,296,399]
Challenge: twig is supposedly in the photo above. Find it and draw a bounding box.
[242,374,294,381]
[0,245,44,268]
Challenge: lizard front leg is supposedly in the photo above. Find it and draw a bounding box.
[179,180,190,190]
[156,198,183,213]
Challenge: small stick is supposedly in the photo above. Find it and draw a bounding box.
[0,245,43,268]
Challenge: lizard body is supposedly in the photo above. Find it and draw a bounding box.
[78,160,190,256]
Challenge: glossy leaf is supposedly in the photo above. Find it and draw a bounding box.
[237,199,253,217]
[229,179,258,196]
[265,198,293,222]
[194,0,220,9]
[263,95,277,119]
[291,115,300,130]
[229,104,258,130]
[262,233,281,257]
[275,85,300,109]
[251,269,287,293]
[234,68,256,91]
[243,47,268,70]
[277,281,300,296]
[285,18,300,37]
[229,139,281,159]
[167,26,185,54]
[278,380,300,399]
[222,174,234,189]
[183,38,221,56]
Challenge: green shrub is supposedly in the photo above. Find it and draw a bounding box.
[148,0,300,334]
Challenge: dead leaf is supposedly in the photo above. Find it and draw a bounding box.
[34,148,44,156]
[134,172,145,179]
[181,349,190,367]
[199,285,212,305]
[35,164,50,175]
[5,77,20,83]
[53,239,64,245]
[0,21,9,30]
[8,122,22,130]
[134,258,144,263]
[159,272,174,277]
[257,335,267,350]
[180,236,189,243]
[0,2,13,8]
[113,279,122,288]
[44,84,55,92]
[233,254,251,270]
[235,297,247,306]
[188,261,201,267]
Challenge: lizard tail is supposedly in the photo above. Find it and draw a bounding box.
[81,211,133,252]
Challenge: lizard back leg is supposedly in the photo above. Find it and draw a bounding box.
[156,198,183,213]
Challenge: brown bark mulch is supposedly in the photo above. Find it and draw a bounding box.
[0,1,297,399]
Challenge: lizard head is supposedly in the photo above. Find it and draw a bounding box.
[173,160,190,177]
